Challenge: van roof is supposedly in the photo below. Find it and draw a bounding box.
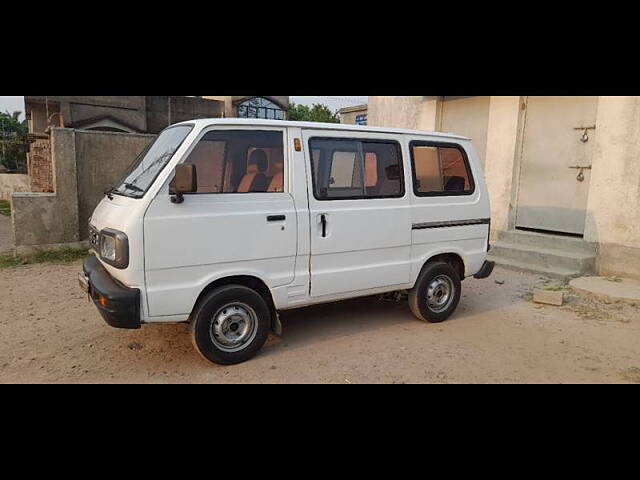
[172,118,471,141]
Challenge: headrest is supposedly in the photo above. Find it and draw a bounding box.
[249,149,268,172]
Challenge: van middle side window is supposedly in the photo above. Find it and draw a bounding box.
[172,130,284,194]
[309,137,404,200]
[410,141,475,196]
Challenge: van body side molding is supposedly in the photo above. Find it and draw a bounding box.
[412,218,490,230]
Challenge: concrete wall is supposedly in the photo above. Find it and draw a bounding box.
[440,96,491,169]
[0,174,30,201]
[75,130,154,238]
[585,96,640,278]
[27,96,147,133]
[10,128,155,251]
[483,96,523,236]
[145,96,223,133]
[12,129,80,248]
[368,96,440,130]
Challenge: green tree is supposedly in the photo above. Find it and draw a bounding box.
[288,102,340,123]
[0,111,28,172]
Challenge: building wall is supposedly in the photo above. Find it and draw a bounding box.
[339,107,368,125]
[483,96,523,235]
[26,96,224,135]
[369,96,441,130]
[585,96,640,278]
[0,174,30,201]
[440,96,491,169]
[26,96,147,134]
[145,96,223,133]
[27,137,53,193]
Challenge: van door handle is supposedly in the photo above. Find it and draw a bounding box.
[320,214,327,237]
[267,215,286,222]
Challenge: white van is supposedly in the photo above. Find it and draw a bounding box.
[79,119,494,364]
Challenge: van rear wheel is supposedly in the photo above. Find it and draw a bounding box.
[408,261,461,323]
[190,285,271,365]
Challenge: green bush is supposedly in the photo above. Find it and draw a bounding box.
[0,200,11,216]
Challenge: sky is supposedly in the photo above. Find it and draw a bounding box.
[0,96,368,122]
[0,96,26,120]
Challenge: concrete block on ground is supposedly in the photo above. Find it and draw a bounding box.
[533,288,564,306]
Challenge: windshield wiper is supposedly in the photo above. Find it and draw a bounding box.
[123,183,144,193]
[104,185,116,200]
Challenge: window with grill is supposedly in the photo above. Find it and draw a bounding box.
[236,97,286,120]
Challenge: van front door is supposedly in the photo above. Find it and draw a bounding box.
[143,127,297,317]
[302,130,411,298]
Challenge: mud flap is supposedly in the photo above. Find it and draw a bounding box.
[271,310,282,337]
[473,260,495,279]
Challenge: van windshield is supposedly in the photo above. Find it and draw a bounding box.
[111,125,193,198]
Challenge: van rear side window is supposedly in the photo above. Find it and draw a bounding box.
[410,142,475,196]
[309,138,404,200]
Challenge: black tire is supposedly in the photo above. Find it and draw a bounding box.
[408,261,461,323]
[189,285,271,365]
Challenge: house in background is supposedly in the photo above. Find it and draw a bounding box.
[24,96,225,135]
[368,96,640,281]
[201,96,289,120]
[338,104,368,125]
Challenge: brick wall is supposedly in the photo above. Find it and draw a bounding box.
[27,138,53,193]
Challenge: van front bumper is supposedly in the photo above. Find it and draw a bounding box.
[473,260,495,279]
[80,256,141,329]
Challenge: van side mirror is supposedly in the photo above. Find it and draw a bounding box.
[171,164,197,204]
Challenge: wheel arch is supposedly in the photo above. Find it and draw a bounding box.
[192,275,277,321]
[416,252,466,285]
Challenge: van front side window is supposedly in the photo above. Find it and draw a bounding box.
[113,125,193,198]
[175,130,284,194]
[410,142,474,196]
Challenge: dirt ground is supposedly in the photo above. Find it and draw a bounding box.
[1,260,639,383]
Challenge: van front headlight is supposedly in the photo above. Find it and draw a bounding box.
[99,228,129,269]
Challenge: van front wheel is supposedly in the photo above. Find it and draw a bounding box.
[408,261,461,323]
[190,285,271,365]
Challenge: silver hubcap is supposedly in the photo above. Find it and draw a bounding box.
[209,302,257,352]
[426,275,454,313]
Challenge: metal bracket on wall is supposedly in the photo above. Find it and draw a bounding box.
[573,125,596,143]
[569,164,592,182]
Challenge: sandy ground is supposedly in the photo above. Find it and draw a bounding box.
[0,215,12,253]
[1,260,639,383]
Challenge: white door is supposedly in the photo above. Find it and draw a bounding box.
[302,130,411,298]
[143,127,297,317]
[515,96,598,235]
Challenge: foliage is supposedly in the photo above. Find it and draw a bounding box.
[0,110,28,172]
[0,247,89,268]
[0,200,10,216]
[288,103,340,123]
